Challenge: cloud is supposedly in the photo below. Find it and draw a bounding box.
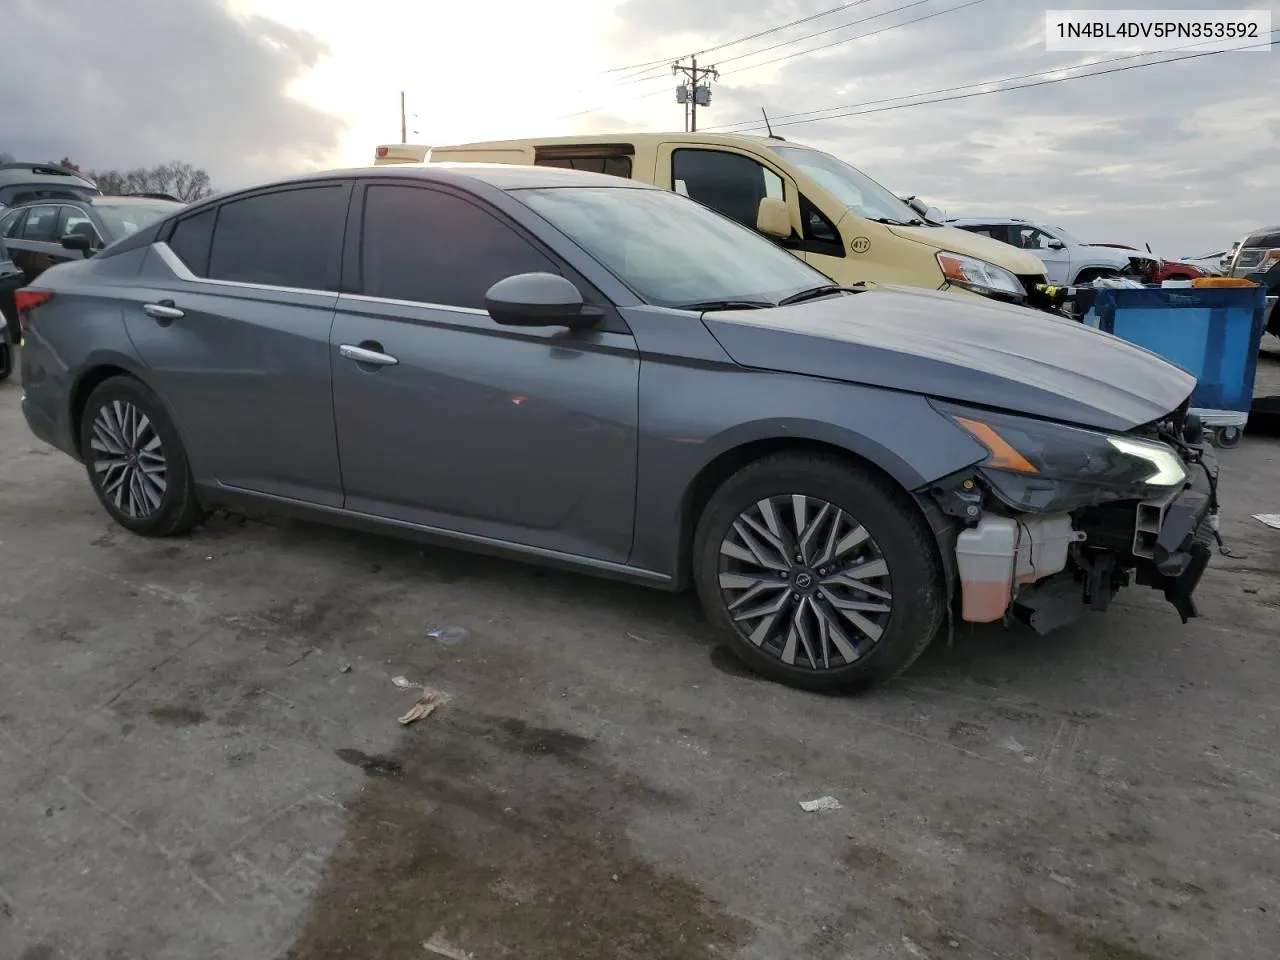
[593,0,1279,252]
[0,0,345,190]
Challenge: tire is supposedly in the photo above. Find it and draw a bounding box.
[78,375,208,537]
[1213,425,1242,449]
[0,343,11,382]
[692,452,946,692]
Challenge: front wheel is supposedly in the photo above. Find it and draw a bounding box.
[692,453,946,692]
[78,376,208,537]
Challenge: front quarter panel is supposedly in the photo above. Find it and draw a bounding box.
[624,307,987,578]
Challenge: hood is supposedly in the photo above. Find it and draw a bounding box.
[701,286,1195,433]
[881,222,1047,276]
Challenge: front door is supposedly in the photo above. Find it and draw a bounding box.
[330,180,640,563]
[123,182,352,506]
[4,203,71,282]
[1008,224,1071,285]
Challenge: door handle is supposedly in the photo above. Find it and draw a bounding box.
[143,301,184,323]
[339,343,398,366]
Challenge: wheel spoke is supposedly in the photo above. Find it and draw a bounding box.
[797,501,832,565]
[812,600,862,662]
[740,509,787,557]
[821,587,885,643]
[780,624,799,665]
[723,520,788,572]
[720,573,788,612]
[792,598,821,668]
[730,589,791,625]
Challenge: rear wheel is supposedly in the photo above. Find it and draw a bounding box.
[692,453,946,692]
[78,376,207,537]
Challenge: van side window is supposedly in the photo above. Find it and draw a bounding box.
[800,195,843,258]
[671,149,785,231]
[534,156,633,179]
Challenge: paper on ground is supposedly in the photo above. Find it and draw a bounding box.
[1253,514,1280,531]
[799,795,843,812]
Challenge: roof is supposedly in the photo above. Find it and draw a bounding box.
[944,216,1035,225]
[211,162,662,197]
[429,131,796,152]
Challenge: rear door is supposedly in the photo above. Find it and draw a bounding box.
[124,181,352,505]
[6,203,66,281]
[328,179,640,562]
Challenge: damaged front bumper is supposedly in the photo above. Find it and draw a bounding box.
[931,442,1219,635]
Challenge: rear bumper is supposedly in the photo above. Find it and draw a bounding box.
[21,392,78,459]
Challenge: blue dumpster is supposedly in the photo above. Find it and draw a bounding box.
[1087,286,1268,447]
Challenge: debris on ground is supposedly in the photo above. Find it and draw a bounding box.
[799,795,843,813]
[338,661,352,674]
[392,675,419,690]
[399,690,448,725]
[1253,513,1280,530]
[428,625,469,646]
[422,929,477,959]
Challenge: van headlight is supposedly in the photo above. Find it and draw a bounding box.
[936,252,1026,300]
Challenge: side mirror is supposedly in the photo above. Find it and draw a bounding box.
[484,272,601,330]
[1046,239,1066,250]
[756,197,791,239]
[60,232,94,256]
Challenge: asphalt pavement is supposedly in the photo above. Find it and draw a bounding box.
[1,351,1278,960]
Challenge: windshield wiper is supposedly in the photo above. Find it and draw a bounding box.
[776,284,857,306]
[676,299,774,312]
[868,217,913,226]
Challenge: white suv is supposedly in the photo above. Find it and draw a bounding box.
[944,217,1144,287]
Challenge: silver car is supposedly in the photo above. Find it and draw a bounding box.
[17,164,1220,691]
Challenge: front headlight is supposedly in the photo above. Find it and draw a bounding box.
[936,251,1026,300]
[935,402,1188,512]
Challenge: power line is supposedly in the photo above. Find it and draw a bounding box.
[723,33,1278,132]
[600,0,878,78]
[719,0,986,77]
[556,0,983,121]
[717,0,938,67]
[704,30,1266,131]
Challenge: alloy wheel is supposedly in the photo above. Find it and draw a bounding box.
[717,494,894,670]
[90,400,168,519]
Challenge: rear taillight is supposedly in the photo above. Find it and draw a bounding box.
[375,146,389,158]
[14,289,53,331]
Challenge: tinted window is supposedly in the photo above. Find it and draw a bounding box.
[800,194,842,256]
[535,156,632,178]
[19,205,60,242]
[208,185,346,289]
[961,225,1008,243]
[361,185,558,310]
[168,207,217,275]
[672,149,785,229]
[1011,226,1059,250]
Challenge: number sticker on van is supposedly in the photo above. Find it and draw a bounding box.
[850,236,871,254]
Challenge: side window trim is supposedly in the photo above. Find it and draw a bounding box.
[799,194,844,258]
[159,181,352,294]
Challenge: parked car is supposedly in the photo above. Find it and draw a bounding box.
[1082,243,1209,283]
[1225,224,1280,279]
[0,161,100,209]
[16,164,1218,692]
[944,217,1154,286]
[419,134,1055,310]
[0,195,184,285]
[1175,250,1228,277]
[0,235,21,371]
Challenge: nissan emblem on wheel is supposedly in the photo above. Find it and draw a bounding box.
[14,163,1223,692]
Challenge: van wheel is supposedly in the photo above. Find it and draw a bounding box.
[79,376,208,537]
[692,453,945,692]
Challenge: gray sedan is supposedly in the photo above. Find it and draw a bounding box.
[17,164,1220,691]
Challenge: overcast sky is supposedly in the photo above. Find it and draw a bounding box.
[1,0,1274,255]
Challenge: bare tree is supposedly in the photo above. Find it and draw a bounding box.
[85,161,215,202]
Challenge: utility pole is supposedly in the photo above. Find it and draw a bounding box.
[673,57,718,133]
[400,90,407,144]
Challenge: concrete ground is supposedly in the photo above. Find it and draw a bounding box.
[1,349,1279,960]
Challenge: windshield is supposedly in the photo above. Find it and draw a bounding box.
[95,202,182,239]
[515,186,828,308]
[1046,224,1080,246]
[768,145,921,224]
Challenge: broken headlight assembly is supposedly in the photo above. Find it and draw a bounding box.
[935,251,1027,301]
[933,402,1188,513]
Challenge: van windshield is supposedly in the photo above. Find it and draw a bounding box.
[516,185,829,309]
[769,145,922,226]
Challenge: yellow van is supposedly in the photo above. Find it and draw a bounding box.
[414,133,1049,306]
